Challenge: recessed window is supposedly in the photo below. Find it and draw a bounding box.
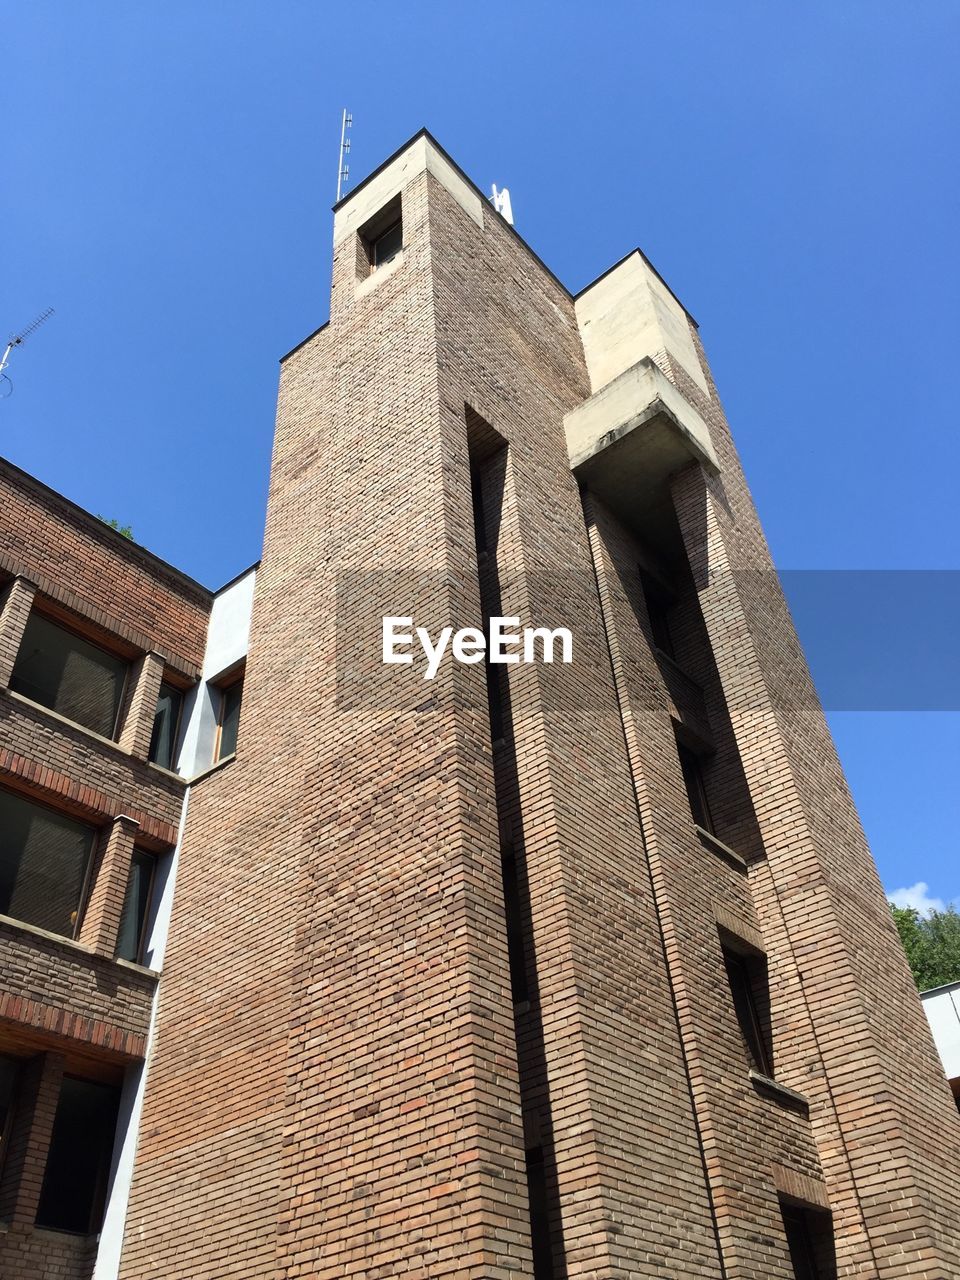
[524,1145,554,1278]
[0,788,97,937]
[10,612,127,739]
[372,220,403,269]
[358,196,403,278]
[639,568,676,659]
[0,1054,17,1169]
[215,678,243,761]
[149,682,183,770]
[781,1199,837,1280]
[676,739,714,834]
[116,849,156,964]
[722,942,773,1077]
[35,1076,120,1235]
[501,846,529,1005]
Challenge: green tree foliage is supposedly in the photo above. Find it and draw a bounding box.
[890,903,960,991]
[96,514,134,540]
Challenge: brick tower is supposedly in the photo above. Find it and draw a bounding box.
[94,132,960,1277]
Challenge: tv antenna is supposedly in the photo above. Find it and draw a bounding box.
[336,109,353,202]
[0,308,55,400]
[491,184,514,227]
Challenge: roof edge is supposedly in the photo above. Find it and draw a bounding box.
[279,321,329,364]
[215,559,260,595]
[333,128,697,326]
[575,247,698,329]
[0,454,214,600]
[332,126,573,301]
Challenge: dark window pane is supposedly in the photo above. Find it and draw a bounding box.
[677,742,714,833]
[524,1146,555,1279]
[781,1201,839,1280]
[0,789,96,936]
[149,683,182,770]
[11,613,127,739]
[36,1077,119,1234]
[723,948,773,1076]
[0,1055,17,1157]
[373,221,402,267]
[783,1204,819,1280]
[116,850,155,963]
[640,569,675,658]
[501,847,529,1005]
[217,681,243,760]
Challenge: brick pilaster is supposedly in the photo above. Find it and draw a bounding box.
[118,651,164,758]
[78,814,140,956]
[0,576,36,688]
[0,1051,65,1225]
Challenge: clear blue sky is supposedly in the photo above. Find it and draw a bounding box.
[3,2,957,906]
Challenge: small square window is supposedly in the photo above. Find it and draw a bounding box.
[357,196,403,278]
[780,1199,837,1280]
[372,220,403,269]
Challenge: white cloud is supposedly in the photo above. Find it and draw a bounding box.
[889,881,946,915]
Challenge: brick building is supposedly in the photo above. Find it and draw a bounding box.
[1,130,958,1279]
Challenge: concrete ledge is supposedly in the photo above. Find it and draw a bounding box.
[565,358,718,545]
[187,752,236,787]
[355,249,404,299]
[699,827,750,871]
[749,1069,810,1111]
[565,357,718,473]
[0,915,155,1060]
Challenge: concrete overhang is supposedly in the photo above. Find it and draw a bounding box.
[564,357,719,542]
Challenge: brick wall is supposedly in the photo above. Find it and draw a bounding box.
[0,458,212,1277]
[0,692,186,841]
[427,173,728,1276]
[0,918,154,1055]
[0,458,210,670]
[121,165,539,1279]
[115,133,960,1279]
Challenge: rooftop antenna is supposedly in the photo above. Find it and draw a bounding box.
[336,109,353,202]
[491,183,514,227]
[0,307,55,400]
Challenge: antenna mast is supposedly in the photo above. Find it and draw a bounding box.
[336,109,353,202]
[0,307,55,399]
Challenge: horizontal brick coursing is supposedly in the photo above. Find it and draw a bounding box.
[0,459,211,673]
[584,493,825,1280]
[69,138,960,1280]
[0,918,154,1052]
[0,690,184,845]
[0,1224,98,1280]
[0,455,211,1280]
[428,176,729,1277]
